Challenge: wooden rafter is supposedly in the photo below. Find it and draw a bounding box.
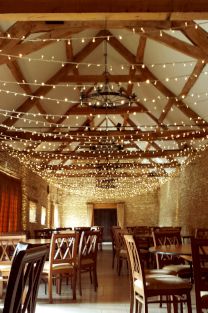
[2,129,206,142]
[158,60,206,123]
[142,67,208,126]
[16,149,196,159]
[46,162,179,171]
[1,0,208,21]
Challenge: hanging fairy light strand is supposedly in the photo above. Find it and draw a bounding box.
[0,20,208,43]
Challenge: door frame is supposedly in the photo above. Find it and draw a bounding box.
[86,202,125,227]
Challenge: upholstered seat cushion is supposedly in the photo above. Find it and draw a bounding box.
[119,249,127,257]
[145,269,176,276]
[0,262,12,276]
[162,264,191,276]
[201,291,208,308]
[134,275,192,293]
[43,261,74,272]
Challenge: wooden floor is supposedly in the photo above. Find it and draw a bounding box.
[34,243,197,313]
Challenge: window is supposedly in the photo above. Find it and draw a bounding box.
[41,206,46,225]
[54,204,60,228]
[29,200,37,223]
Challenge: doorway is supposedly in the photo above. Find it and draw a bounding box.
[93,209,117,242]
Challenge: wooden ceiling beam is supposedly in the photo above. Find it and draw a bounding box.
[174,21,208,54]
[2,129,206,141]
[46,162,178,170]
[158,60,205,123]
[144,29,207,60]
[0,28,84,66]
[50,172,169,178]
[1,0,208,21]
[143,67,208,125]
[136,35,147,63]
[17,148,195,159]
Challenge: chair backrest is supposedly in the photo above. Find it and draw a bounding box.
[152,226,182,234]
[114,228,129,251]
[78,230,99,264]
[90,226,104,243]
[111,226,121,245]
[0,234,27,261]
[124,234,145,298]
[3,245,48,313]
[55,227,73,232]
[34,228,55,239]
[49,232,79,269]
[191,237,208,313]
[195,228,208,239]
[152,229,183,269]
[126,226,151,236]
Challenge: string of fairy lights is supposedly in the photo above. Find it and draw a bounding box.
[0,20,208,197]
[0,19,206,43]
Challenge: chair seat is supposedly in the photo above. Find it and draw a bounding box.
[145,268,176,276]
[134,275,192,292]
[162,264,191,276]
[0,262,12,277]
[119,249,127,257]
[43,261,74,272]
[80,258,94,266]
[201,291,208,308]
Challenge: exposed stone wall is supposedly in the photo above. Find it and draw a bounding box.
[160,150,208,235]
[60,188,160,228]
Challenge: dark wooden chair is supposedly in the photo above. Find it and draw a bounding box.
[0,235,27,298]
[152,228,192,279]
[110,226,121,269]
[34,228,54,239]
[90,225,104,251]
[77,230,99,295]
[195,228,208,239]
[2,244,48,313]
[114,228,129,275]
[191,237,208,313]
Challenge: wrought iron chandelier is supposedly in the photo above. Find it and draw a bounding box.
[80,39,137,108]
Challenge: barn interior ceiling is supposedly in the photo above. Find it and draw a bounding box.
[0,7,208,197]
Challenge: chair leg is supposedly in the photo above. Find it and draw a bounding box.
[48,275,53,303]
[173,296,179,313]
[72,270,77,300]
[118,258,122,275]
[138,302,142,313]
[144,300,148,313]
[78,269,82,296]
[93,267,98,291]
[0,277,3,299]
[112,249,115,268]
[186,292,192,313]
[129,282,134,313]
[89,268,92,283]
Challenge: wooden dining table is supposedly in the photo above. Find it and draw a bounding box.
[149,243,192,256]
[25,238,51,245]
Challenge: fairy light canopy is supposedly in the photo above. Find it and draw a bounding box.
[0,19,208,198]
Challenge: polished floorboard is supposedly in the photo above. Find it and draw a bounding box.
[34,243,197,313]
